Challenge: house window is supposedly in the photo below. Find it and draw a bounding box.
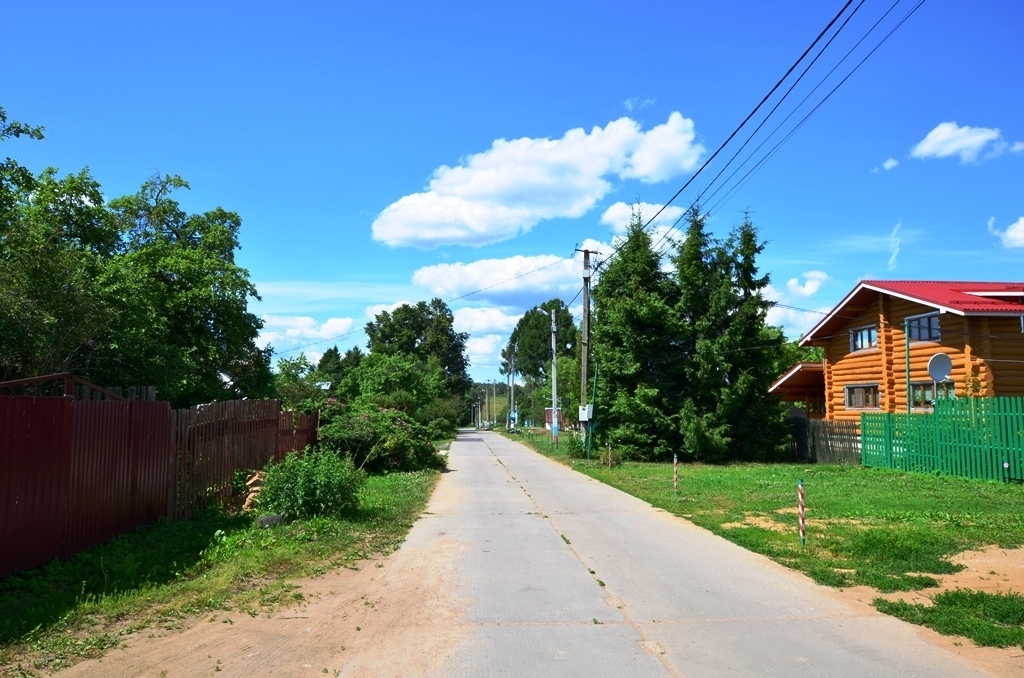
[910,381,955,408]
[907,313,941,342]
[849,325,878,352]
[845,384,880,409]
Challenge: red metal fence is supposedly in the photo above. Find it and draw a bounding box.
[0,397,316,577]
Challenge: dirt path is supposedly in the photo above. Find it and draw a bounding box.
[56,482,467,677]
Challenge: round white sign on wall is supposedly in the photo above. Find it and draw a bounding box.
[927,353,953,382]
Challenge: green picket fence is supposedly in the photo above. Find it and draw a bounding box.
[861,397,1024,481]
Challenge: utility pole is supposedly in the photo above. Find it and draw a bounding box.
[576,248,597,447]
[510,351,516,430]
[491,380,496,426]
[549,309,558,446]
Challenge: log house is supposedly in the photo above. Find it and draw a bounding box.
[772,281,1024,426]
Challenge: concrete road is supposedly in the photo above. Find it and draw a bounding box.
[417,430,988,677]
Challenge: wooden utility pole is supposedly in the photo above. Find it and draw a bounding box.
[577,249,594,409]
[549,309,558,446]
[576,248,597,447]
[510,351,516,429]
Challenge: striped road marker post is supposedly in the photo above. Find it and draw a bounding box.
[673,454,679,496]
[798,479,806,547]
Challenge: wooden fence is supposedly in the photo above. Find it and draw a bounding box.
[789,416,861,464]
[170,401,318,521]
[0,396,316,577]
[862,397,1024,481]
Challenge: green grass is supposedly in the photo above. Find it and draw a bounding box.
[877,590,1024,648]
[0,470,438,675]
[508,431,1024,647]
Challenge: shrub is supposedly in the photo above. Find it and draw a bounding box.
[564,431,587,459]
[426,417,457,441]
[257,447,365,519]
[319,404,446,473]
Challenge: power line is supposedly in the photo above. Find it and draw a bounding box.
[692,0,869,209]
[633,0,858,236]
[652,0,919,253]
[702,0,907,214]
[706,0,927,217]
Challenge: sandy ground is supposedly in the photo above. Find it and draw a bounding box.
[56,482,467,678]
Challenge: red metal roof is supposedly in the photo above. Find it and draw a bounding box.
[800,280,1024,346]
[862,280,1024,314]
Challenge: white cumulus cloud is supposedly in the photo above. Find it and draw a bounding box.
[454,307,523,333]
[412,238,615,304]
[882,158,899,170]
[910,121,1003,163]
[371,113,704,249]
[988,216,1024,249]
[258,315,356,353]
[1013,142,1024,153]
[785,271,829,298]
[466,334,505,369]
[600,201,686,234]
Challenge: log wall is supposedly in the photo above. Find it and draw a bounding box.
[824,292,1024,424]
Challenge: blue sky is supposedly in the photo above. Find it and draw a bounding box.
[4,0,1022,380]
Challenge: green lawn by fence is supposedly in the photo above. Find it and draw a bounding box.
[862,397,1024,482]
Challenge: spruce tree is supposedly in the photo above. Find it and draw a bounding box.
[592,210,680,460]
[672,209,788,461]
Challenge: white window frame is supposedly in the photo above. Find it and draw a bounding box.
[905,311,941,343]
[849,324,878,353]
[844,383,881,410]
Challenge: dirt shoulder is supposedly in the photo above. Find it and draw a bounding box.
[55,512,465,677]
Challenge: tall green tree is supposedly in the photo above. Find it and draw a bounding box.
[671,209,788,461]
[0,107,274,405]
[500,299,576,383]
[365,299,470,397]
[591,211,681,460]
[97,174,275,405]
[317,345,364,391]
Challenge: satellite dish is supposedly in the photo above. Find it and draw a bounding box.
[927,353,953,382]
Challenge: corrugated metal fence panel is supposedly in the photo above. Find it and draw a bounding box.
[860,397,1024,481]
[0,397,72,577]
[129,401,174,528]
[2,397,315,577]
[64,401,134,557]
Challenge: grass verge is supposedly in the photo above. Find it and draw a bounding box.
[876,590,1024,649]
[0,470,438,676]
[507,430,1024,647]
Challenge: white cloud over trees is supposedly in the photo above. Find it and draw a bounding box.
[600,201,686,234]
